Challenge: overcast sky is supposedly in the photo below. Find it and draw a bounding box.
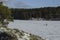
[0,0,60,8]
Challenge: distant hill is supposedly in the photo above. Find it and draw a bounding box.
[10,6,60,20]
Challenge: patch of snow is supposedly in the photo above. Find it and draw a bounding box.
[22,33,30,40]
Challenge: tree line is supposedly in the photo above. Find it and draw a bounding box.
[10,7,60,20]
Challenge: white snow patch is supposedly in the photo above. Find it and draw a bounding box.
[22,33,30,40]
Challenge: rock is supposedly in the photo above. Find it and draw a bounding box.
[0,27,45,40]
[0,32,18,40]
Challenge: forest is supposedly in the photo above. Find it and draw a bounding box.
[10,6,60,20]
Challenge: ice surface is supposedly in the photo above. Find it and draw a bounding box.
[8,20,60,40]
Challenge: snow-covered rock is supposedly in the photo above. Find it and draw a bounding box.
[0,27,45,40]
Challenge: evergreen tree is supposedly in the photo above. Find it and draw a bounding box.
[0,2,13,27]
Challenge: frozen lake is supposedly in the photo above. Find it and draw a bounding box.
[8,20,60,40]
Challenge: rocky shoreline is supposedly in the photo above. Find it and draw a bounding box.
[0,27,45,40]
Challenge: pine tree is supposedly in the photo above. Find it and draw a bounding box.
[0,2,13,27]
